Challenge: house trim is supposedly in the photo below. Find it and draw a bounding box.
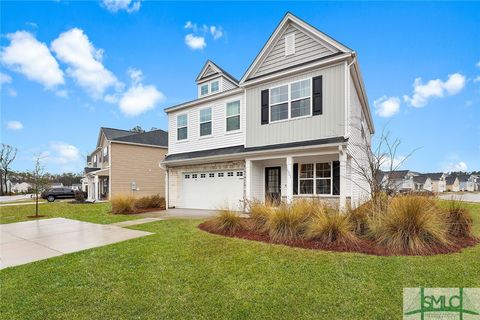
[110,140,168,149]
[165,88,244,113]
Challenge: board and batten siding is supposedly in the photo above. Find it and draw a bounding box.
[110,143,167,198]
[252,23,338,79]
[245,63,346,148]
[168,92,245,154]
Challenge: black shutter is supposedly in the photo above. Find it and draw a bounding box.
[332,161,340,195]
[261,89,269,125]
[293,163,298,195]
[312,75,323,115]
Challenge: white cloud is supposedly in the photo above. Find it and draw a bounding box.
[7,120,23,130]
[444,161,467,172]
[185,34,206,50]
[0,72,12,85]
[51,28,119,98]
[42,142,83,172]
[118,68,164,116]
[101,0,141,13]
[476,61,480,68]
[374,96,400,117]
[474,76,480,83]
[0,31,64,89]
[209,26,223,40]
[380,155,407,171]
[7,88,17,97]
[403,73,466,107]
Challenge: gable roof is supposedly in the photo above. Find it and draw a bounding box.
[445,176,458,185]
[240,12,352,83]
[196,60,239,85]
[97,127,135,148]
[112,129,168,147]
[423,172,445,181]
[385,170,411,180]
[453,174,470,182]
[413,175,430,184]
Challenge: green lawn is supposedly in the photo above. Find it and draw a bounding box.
[1,203,479,319]
[0,202,140,224]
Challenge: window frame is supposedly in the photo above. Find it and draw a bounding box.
[199,107,212,137]
[200,84,209,96]
[297,161,333,196]
[176,113,188,141]
[211,81,219,93]
[225,99,241,132]
[268,78,312,123]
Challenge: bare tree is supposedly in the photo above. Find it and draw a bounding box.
[349,125,419,205]
[30,154,48,217]
[0,144,17,196]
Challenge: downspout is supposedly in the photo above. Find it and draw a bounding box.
[345,53,356,139]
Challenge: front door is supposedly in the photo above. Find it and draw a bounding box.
[265,167,281,205]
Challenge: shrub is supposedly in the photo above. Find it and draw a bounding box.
[267,201,312,242]
[305,212,357,245]
[208,210,243,234]
[443,201,473,238]
[368,196,450,255]
[133,195,166,210]
[111,195,136,214]
[74,190,85,203]
[248,200,272,232]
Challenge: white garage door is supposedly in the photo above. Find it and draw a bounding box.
[181,170,244,210]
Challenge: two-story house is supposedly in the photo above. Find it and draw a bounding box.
[83,127,168,201]
[162,13,375,210]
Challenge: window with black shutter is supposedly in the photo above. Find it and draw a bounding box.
[333,161,340,195]
[293,163,298,195]
[312,75,323,115]
[261,89,269,124]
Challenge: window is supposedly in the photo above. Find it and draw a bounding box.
[227,172,234,177]
[316,163,332,195]
[192,174,198,179]
[290,79,311,118]
[270,85,289,121]
[226,100,240,131]
[201,84,208,96]
[93,155,97,166]
[177,114,188,140]
[185,174,190,179]
[200,108,212,136]
[236,172,243,177]
[298,162,332,195]
[103,147,108,161]
[211,81,219,93]
[200,173,206,178]
[269,78,312,122]
[209,173,215,178]
[218,172,224,177]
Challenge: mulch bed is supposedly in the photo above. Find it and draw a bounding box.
[113,207,166,215]
[198,219,479,257]
[27,215,46,218]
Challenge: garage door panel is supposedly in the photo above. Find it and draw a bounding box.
[181,171,244,210]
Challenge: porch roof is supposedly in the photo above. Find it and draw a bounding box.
[163,136,347,163]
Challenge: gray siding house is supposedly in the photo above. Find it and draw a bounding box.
[162,13,374,210]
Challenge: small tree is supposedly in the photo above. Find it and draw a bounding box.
[30,154,48,217]
[0,144,17,195]
[130,125,145,133]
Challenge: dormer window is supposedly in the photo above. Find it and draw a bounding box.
[211,81,219,93]
[177,114,188,140]
[201,84,208,96]
[285,33,295,56]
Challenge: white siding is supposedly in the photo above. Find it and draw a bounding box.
[251,23,338,79]
[223,78,238,91]
[203,66,218,78]
[346,75,371,207]
[245,63,346,148]
[168,93,245,154]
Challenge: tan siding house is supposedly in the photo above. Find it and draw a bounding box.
[83,127,168,200]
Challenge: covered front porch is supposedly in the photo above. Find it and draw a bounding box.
[245,147,349,209]
[84,169,110,201]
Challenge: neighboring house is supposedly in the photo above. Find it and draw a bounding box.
[11,182,32,193]
[0,179,13,194]
[83,127,168,201]
[413,175,432,192]
[445,176,460,192]
[51,183,64,188]
[426,172,447,193]
[162,13,375,210]
[454,174,477,192]
[383,170,419,192]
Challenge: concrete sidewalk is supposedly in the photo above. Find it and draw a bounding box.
[0,218,152,269]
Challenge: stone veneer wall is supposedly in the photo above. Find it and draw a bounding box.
[167,160,245,208]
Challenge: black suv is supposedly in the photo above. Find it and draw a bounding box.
[41,187,77,202]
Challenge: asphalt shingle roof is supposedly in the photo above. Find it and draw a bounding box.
[112,129,168,147]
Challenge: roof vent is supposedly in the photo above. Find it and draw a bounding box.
[285,33,295,56]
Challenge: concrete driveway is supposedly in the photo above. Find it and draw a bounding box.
[0,218,152,269]
[438,192,480,203]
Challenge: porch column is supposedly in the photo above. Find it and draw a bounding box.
[245,159,252,210]
[94,175,99,201]
[286,156,293,204]
[339,149,347,210]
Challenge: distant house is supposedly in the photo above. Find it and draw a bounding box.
[51,183,64,188]
[11,182,32,193]
[413,175,432,191]
[454,174,478,192]
[425,172,446,193]
[445,176,460,192]
[384,170,419,192]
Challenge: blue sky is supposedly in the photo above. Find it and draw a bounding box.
[1,1,479,174]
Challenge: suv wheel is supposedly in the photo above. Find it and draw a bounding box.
[47,195,55,202]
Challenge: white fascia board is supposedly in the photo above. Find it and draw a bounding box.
[164,88,244,113]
